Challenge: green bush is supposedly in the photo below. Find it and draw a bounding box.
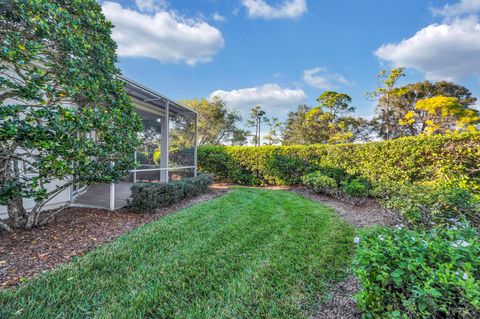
[129,174,213,213]
[198,134,480,193]
[342,177,371,198]
[301,172,338,195]
[354,225,480,318]
[380,183,480,229]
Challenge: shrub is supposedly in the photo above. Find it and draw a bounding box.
[301,172,338,195]
[129,174,213,213]
[198,134,480,193]
[380,183,480,229]
[342,177,371,198]
[353,225,480,318]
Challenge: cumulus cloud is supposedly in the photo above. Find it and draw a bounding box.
[375,17,480,81]
[102,2,224,65]
[210,83,307,117]
[431,0,480,18]
[242,0,307,19]
[303,67,351,89]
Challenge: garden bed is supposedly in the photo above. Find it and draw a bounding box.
[0,185,228,289]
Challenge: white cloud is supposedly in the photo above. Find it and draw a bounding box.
[212,12,226,22]
[431,0,480,18]
[375,17,480,81]
[210,83,307,117]
[102,2,224,65]
[303,67,351,89]
[135,0,167,13]
[242,0,307,19]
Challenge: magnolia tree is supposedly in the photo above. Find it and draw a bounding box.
[0,0,142,229]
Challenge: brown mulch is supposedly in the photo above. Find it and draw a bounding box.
[0,185,228,289]
[290,187,401,228]
[290,187,401,319]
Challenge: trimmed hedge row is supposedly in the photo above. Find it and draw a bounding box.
[198,133,480,193]
[128,174,213,213]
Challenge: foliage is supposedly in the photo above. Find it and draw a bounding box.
[129,174,213,213]
[301,172,338,195]
[342,177,371,198]
[178,97,242,146]
[389,80,478,138]
[0,0,142,228]
[380,183,480,229]
[282,104,311,145]
[263,116,283,145]
[0,188,354,318]
[414,96,479,135]
[354,225,480,318]
[302,170,371,203]
[247,105,266,146]
[198,134,480,193]
[367,68,406,140]
[304,91,370,144]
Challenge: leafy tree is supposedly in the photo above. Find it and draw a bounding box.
[304,91,369,144]
[0,0,142,229]
[178,97,242,146]
[414,96,479,135]
[230,128,250,146]
[282,104,311,145]
[392,81,478,136]
[263,117,283,145]
[367,68,406,140]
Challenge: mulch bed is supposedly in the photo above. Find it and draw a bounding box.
[0,185,228,289]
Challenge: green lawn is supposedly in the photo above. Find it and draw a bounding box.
[0,188,354,319]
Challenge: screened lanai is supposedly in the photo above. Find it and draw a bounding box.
[72,76,198,210]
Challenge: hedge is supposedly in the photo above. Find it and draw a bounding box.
[198,133,480,193]
[128,174,213,213]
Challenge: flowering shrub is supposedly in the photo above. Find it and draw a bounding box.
[353,224,480,318]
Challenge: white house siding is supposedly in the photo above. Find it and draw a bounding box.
[0,179,72,220]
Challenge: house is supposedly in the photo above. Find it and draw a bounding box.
[0,76,198,219]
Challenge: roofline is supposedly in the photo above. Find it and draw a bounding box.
[118,75,197,115]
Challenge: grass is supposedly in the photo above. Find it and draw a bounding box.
[0,188,354,319]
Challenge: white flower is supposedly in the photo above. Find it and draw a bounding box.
[353,236,361,244]
[451,240,470,248]
[463,273,468,280]
[395,224,404,229]
[378,235,385,241]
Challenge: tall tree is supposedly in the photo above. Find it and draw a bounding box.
[304,91,369,144]
[282,105,311,145]
[414,96,479,134]
[177,97,242,147]
[0,0,142,229]
[367,68,406,140]
[263,117,283,145]
[392,81,478,136]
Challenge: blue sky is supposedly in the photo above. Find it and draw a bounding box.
[101,0,480,122]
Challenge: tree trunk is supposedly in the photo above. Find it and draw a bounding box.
[7,196,27,228]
